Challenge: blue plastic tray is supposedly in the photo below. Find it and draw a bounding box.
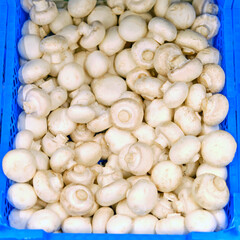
[0,0,240,239]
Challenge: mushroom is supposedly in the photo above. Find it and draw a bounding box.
[127,179,158,216]
[192,0,219,16]
[63,164,95,186]
[148,17,177,44]
[49,9,73,34]
[20,0,33,13]
[27,209,61,233]
[196,163,227,180]
[182,161,199,177]
[201,94,229,126]
[119,142,153,176]
[41,132,68,157]
[155,214,187,234]
[119,10,152,23]
[162,82,189,108]
[125,0,156,13]
[192,173,229,210]
[97,167,123,187]
[165,2,196,30]
[152,144,169,166]
[18,59,50,84]
[191,14,220,40]
[96,179,130,206]
[119,91,143,105]
[70,86,95,106]
[7,183,37,210]
[198,64,225,93]
[151,161,183,192]
[169,136,201,165]
[50,147,76,173]
[92,207,114,233]
[60,184,94,216]
[200,123,219,135]
[93,133,112,159]
[75,142,102,167]
[196,47,220,65]
[132,214,158,234]
[18,35,42,60]
[78,21,105,49]
[40,35,68,64]
[107,214,133,234]
[185,209,217,232]
[131,38,159,69]
[107,0,125,15]
[57,63,85,91]
[99,26,126,56]
[30,0,58,25]
[2,149,36,183]
[153,0,180,18]
[211,209,228,231]
[201,130,237,167]
[85,50,109,78]
[115,49,138,78]
[175,30,208,55]
[145,99,173,127]
[91,74,127,106]
[174,176,194,195]
[110,98,143,131]
[116,199,138,218]
[70,124,94,143]
[185,83,206,112]
[17,84,37,109]
[68,0,96,18]
[174,106,202,136]
[62,217,92,233]
[118,15,147,42]
[33,170,63,203]
[57,25,80,51]
[14,130,39,150]
[45,202,69,222]
[22,88,51,118]
[132,123,155,146]
[87,5,117,29]
[48,108,77,136]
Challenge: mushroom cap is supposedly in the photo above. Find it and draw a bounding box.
[165,2,196,30]
[97,167,123,187]
[153,43,182,76]
[151,197,174,219]
[202,94,229,126]
[148,17,177,44]
[116,199,138,218]
[57,24,80,47]
[40,35,68,54]
[132,123,155,146]
[198,64,225,93]
[169,136,201,165]
[201,130,237,167]
[45,202,69,223]
[196,47,220,65]
[33,170,64,203]
[68,0,97,18]
[132,214,158,234]
[211,209,228,231]
[107,214,133,234]
[151,161,183,192]
[27,209,61,233]
[118,15,147,42]
[62,216,92,233]
[110,98,143,131]
[185,209,217,232]
[91,74,127,106]
[7,183,37,210]
[30,1,58,25]
[60,184,94,216]
[127,179,158,215]
[119,10,152,23]
[18,59,50,84]
[192,14,220,39]
[2,149,36,183]
[126,0,156,13]
[192,173,229,210]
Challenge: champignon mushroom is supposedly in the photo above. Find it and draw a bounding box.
[70,124,94,143]
[196,163,227,180]
[97,167,123,187]
[211,209,228,231]
[68,0,96,18]
[192,0,219,16]
[196,47,220,65]
[107,214,133,234]
[126,0,156,13]
[45,202,69,223]
[116,199,138,218]
[62,216,92,233]
[132,214,158,234]
[132,123,155,146]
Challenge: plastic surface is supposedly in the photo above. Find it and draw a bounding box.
[0,0,239,239]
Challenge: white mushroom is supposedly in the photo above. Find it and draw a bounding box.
[132,123,155,146]
[62,217,92,233]
[14,130,39,150]
[97,167,123,187]
[70,124,94,143]
[132,214,158,234]
[116,199,138,218]
[196,47,220,65]
[192,0,219,16]
[68,0,96,18]
[107,214,133,234]
[153,0,180,18]
[211,209,228,231]
[197,163,227,180]
[46,202,69,222]
[93,133,112,159]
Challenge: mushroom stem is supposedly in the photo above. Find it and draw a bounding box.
[170,55,187,70]
[78,22,92,36]
[155,133,170,149]
[33,0,48,12]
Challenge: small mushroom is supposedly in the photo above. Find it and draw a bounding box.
[165,2,196,30]
[92,207,114,233]
[27,209,61,233]
[2,149,36,183]
[211,209,228,231]
[132,214,158,234]
[196,163,227,180]
[30,0,58,25]
[132,123,155,146]
[33,170,63,203]
[107,214,133,234]
[60,184,94,216]
[151,161,183,192]
[127,179,158,216]
[107,0,125,15]
[14,130,39,150]
[119,142,153,175]
[62,217,92,233]
[45,202,69,222]
[119,10,152,23]
[68,0,96,18]
[192,173,229,210]
[201,130,237,167]
[7,183,37,210]
[126,0,156,13]
[196,47,220,65]
[185,209,217,232]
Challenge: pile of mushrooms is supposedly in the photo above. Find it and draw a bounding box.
[3,0,237,234]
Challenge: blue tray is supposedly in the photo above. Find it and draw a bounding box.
[0,0,240,239]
